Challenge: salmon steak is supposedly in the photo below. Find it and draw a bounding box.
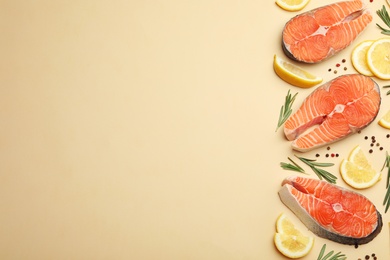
[279,176,383,245]
[284,74,380,152]
[282,0,372,63]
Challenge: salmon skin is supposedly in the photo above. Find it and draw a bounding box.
[284,74,380,152]
[282,0,372,63]
[279,176,383,245]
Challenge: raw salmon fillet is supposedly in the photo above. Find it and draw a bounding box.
[279,176,383,245]
[282,0,372,63]
[284,74,380,152]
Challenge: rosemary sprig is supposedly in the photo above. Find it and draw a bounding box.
[376,5,390,35]
[276,90,297,132]
[280,156,337,183]
[280,157,306,173]
[317,244,347,260]
[383,85,390,96]
[296,156,337,184]
[381,151,390,213]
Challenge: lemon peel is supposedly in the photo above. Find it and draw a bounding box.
[276,0,310,12]
[273,55,322,88]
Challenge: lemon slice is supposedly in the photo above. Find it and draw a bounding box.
[351,40,374,76]
[340,145,381,189]
[379,109,390,129]
[366,38,390,80]
[276,0,310,11]
[274,213,314,258]
[273,55,322,88]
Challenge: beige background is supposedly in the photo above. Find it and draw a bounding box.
[0,0,389,259]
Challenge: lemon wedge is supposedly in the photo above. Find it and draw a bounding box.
[379,109,390,129]
[340,145,381,189]
[276,0,310,11]
[273,55,322,88]
[274,213,314,258]
[366,38,390,80]
[351,40,374,76]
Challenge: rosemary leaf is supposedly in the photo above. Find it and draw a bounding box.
[317,244,326,260]
[276,90,297,132]
[306,161,334,167]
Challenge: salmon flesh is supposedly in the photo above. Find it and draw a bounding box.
[282,0,372,63]
[279,176,383,245]
[284,74,380,152]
